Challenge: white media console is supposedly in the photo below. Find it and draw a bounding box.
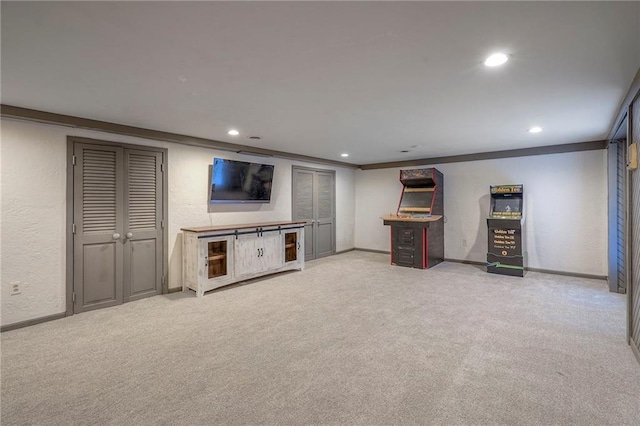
[181,221,305,297]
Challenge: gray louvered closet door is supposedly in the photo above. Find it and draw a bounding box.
[629,98,640,358]
[123,150,163,302]
[608,139,627,294]
[315,171,335,258]
[74,144,124,312]
[292,167,335,261]
[616,141,627,293]
[73,143,163,313]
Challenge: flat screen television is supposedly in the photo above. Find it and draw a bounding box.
[210,158,274,203]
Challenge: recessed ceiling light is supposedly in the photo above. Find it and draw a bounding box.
[341,153,349,158]
[528,126,543,134]
[484,53,509,67]
[227,129,239,136]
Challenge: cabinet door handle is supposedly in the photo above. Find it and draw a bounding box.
[297,242,300,250]
[260,248,264,257]
[257,248,260,258]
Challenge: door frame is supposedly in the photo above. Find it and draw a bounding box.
[65,136,169,316]
[291,165,336,260]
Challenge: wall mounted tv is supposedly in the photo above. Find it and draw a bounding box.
[210,158,275,203]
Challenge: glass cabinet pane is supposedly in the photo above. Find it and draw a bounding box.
[207,240,227,279]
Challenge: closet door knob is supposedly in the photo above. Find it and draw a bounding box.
[125,232,134,239]
[112,233,121,240]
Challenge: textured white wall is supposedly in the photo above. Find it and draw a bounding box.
[355,150,608,276]
[335,167,356,251]
[1,120,68,324]
[0,119,356,326]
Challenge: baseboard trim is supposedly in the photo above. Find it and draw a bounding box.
[444,258,607,280]
[1,312,67,332]
[354,247,390,255]
[354,252,607,280]
[630,338,640,366]
[335,248,356,255]
[167,287,183,294]
[526,267,606,281]
[444,258,485,267]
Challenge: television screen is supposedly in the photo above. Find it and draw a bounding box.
[210,158,274,203]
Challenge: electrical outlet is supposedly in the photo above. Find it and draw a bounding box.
[11,281,21,295]
[462,239,468,247]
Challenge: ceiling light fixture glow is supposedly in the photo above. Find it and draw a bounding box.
[227,129,239,136]
[528,126,543,134]
[341,153,349,158]
[484,53,509,67]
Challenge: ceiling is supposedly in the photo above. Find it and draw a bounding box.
[2,1,639,166]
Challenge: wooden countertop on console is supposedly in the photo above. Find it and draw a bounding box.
[380,214,443,223]
[181,220,307,233]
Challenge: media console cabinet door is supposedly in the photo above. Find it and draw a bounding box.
[199,236,234,285]
[284,228,305,266]
[262,233,284,270]
[234,232,283,278]
[296,228,304,264]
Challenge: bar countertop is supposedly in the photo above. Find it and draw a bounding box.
[380,214,443,223]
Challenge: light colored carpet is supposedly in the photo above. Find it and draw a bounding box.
[1,251,639,425]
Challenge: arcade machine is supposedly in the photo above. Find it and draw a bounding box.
[381,168,444,269]
[486,184,526,277]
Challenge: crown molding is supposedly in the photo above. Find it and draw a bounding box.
[0,104,358,169]
[359,140,607,170]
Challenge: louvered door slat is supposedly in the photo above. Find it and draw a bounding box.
[128,153,158,230]
[82,149,117,233]
[295,172,313,220]
[317,172,334,220]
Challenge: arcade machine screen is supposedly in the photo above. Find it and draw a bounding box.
[492,198,522,216]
